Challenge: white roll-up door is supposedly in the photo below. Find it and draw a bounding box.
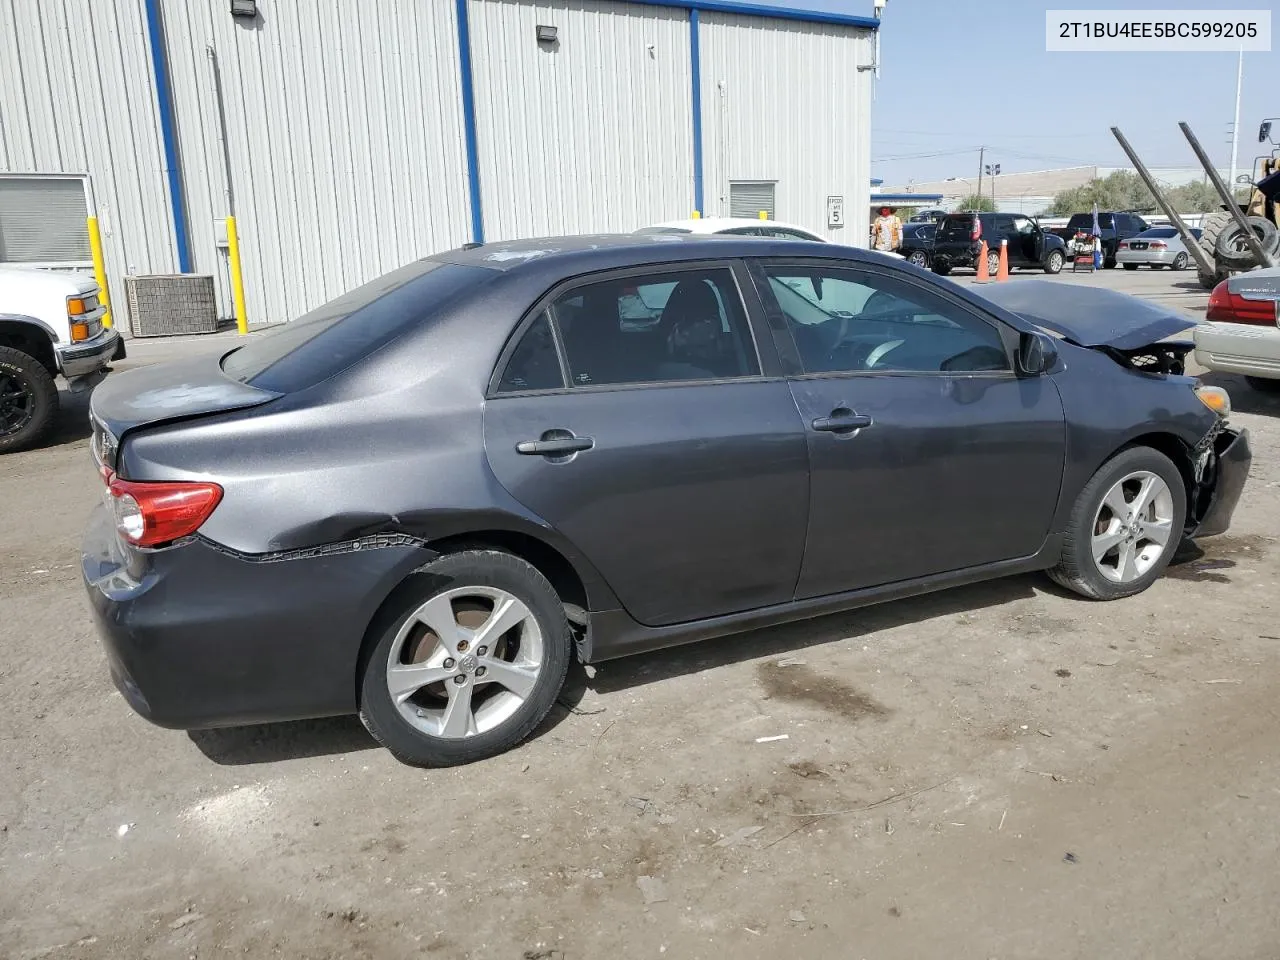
[729,181,777,219]
[0,176,91,264]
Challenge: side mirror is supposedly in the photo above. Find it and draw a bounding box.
[1260,121,1272,144]
[1017,330,1058,376]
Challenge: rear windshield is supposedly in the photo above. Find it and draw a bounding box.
[1136,227,1177,238]
[1067,213,1114,229]
[220,260,489,393]
[937,215,975,240]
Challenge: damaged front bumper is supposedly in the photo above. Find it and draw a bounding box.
[1187,424,1251,539]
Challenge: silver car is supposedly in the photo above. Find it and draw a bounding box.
[1117,226,1200,270]
[1194,267,1280,393]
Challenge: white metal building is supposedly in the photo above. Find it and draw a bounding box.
[0,0,877,326]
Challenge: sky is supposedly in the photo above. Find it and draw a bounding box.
[795,0,1279,187]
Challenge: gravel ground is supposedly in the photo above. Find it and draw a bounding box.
[2,270,1279,959]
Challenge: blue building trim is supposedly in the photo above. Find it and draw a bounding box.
[626,0,879,30]
[455,0,485,243]
[143,0,191,273]
[689,10,705,214]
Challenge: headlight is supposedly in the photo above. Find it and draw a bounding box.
[1195,384,1231,417]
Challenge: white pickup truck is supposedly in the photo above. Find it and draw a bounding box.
[0,265,124,452]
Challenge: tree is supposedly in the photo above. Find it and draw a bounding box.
[955,194,996,212]
[1047,170,1229,216]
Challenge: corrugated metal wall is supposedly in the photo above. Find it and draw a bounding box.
[468,0,696,239]
[699,11,873,245]
[0,0,177,283]
[158,0,474,323]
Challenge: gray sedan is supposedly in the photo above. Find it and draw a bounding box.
[1117,226,1201,270]
[81,236,1250,766]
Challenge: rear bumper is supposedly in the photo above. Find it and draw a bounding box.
[58,328,124,379]
[1189,427,1251,539]
[1193,321,1280,380]
[1116,249,1180,266]
[81,504,434,729]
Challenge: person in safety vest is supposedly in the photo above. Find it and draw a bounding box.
[871,206,902,253]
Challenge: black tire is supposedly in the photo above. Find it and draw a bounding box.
[932,263,952,276]
[1198,269,1224,290]
[906,249,929,268]
[1215,216,1280,269]
[358,549,572,767]
[1171,252,1188,271]
[1104,254,1117,269]
[1042,250,1064,274]
[1123,263,1139,271]
[0,345,58,454]
[1047,446,1186,601]
[1245,375,1280,394]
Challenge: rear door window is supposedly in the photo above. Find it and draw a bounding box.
[551,268,760,387]
[220,260,489,393]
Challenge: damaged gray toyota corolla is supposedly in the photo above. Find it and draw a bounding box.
[81,237,1251,766]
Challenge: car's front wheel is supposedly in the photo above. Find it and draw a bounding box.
[1043,250,1064,274]
[1048,446,1186,600]
[0,345,58,454]
[359,550,572,766]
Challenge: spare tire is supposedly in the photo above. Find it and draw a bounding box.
[1215,215,1280,269]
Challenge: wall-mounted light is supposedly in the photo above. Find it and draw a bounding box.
[536,24,558,43]
[230,0,257,18]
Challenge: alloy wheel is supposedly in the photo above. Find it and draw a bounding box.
[1090,470,1175,583]
[386,586,545,739]
[0,372,34,438]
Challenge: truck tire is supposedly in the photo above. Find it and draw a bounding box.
[0,345,58,454]
[1196,211,1231,280]
[1215,216,1280,269]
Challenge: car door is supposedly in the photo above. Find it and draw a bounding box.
[992,215,1024,265]
[750,258,1067,599]
[1011,215,1040,263]
[483,262,810,627]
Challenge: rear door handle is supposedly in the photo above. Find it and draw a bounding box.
[516,436,595,456]
[811,411,873,434]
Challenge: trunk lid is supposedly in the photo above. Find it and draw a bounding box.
[89,353,280,470]
[972,280,1194,349]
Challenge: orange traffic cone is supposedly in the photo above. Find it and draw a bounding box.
[996,239,1010,281]
[975,240,990,281]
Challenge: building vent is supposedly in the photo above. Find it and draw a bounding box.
[124,274,219,337]
[729,181,777,219]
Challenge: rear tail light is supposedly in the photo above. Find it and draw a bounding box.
[1118,241,1129,248]
[1149,241,1167,249]
[1206,280,1278,326]
[971,218,982,241]
[100,469,222,547]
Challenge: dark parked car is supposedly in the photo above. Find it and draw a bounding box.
[82,236,1250,767]
[1051,211,1151,268]
[899,221,935,268]
[931,213,1068,276]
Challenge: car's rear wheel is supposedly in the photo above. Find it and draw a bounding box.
[0,346,58,454]
[907,249,928,268]
[1048,446,1186,600]
[1245,375,1280,394]
[1042,250,1064,274]
[1123,263,1139,271]
[1171,252,1188,270]
[986,250,1001,276]
[358,550,572,767]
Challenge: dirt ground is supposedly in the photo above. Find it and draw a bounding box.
[3,270,1280,959]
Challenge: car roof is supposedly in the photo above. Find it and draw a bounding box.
[429,232,873,276]
[638,217,822,235]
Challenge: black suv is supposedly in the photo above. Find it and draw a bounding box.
[931,213,1068,277]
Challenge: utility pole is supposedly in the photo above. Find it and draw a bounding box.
[976,146,985,208]
[1229,47,1243,202]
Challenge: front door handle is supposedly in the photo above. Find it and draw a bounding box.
[811,410,873,434]
[516,434,595,456]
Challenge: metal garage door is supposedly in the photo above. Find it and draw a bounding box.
[0,176,91,264]
[729,181,776,219]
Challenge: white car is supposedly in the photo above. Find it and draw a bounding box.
[1193,268,1280,393]
[0,264,122,452]
[634,217,906,259]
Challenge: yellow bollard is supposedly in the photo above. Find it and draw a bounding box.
[758,210,767,220]
[691,210,701,219]
[225,215,249,335]
[87,216,111,328]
